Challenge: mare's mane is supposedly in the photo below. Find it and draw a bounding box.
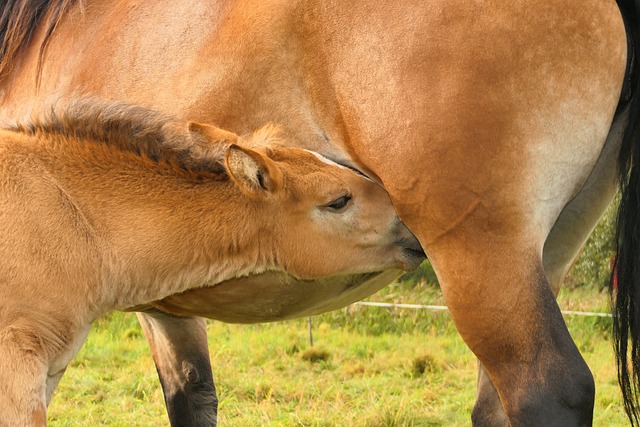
[7,97,228,174]
[0,0,83,79]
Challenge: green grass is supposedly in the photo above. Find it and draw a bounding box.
[47,281,627,426]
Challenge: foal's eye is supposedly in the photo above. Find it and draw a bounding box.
[326,195,351,211]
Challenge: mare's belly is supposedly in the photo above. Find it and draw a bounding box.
[147,270,402,323]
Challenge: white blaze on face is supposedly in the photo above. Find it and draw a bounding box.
[304,149,345,166]
[303,149,372,182]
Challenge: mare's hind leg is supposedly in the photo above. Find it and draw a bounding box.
[137,310,218,427]
[425,228,595,425]
[472,361,509,426]
[470,111,626,426]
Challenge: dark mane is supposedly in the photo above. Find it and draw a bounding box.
[0,0,82,79]
[7,97,227,173]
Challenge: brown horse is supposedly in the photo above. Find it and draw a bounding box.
[1,0,639,425]
[0,98,424,426]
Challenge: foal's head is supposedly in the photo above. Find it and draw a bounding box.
[214,124,425,278]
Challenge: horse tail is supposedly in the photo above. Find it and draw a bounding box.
[0,0,81,78]
[614,0,640,424]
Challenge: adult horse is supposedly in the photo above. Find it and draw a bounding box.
[0,0,638,425]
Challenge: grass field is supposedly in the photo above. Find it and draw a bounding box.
[47,279,627,426]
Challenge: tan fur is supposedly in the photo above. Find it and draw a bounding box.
[0,0,629,424]
[0,100,422,425]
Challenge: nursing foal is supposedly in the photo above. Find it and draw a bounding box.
[0,99,422,426]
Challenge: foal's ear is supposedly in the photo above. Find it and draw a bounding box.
[225,144,283,195]
[187,121,238,144]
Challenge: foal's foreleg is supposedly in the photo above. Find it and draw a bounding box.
[0,327,49,427]
[137,310,218,427]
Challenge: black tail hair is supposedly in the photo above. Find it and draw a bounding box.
[613,0,640,425]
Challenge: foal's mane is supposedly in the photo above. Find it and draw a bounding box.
[8,97,228,174]
[0,0,83,79]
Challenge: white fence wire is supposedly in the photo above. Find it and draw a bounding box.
[354,301,613,318]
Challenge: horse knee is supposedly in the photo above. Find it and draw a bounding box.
[182,360,203,384]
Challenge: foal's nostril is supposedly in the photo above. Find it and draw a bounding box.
[406,246,427,260]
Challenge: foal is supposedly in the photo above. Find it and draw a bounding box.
[0,100,422,426]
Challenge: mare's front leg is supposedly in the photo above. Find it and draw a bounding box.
[137,310,218,427]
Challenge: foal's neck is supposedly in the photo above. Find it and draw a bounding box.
[35,133,276,310]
